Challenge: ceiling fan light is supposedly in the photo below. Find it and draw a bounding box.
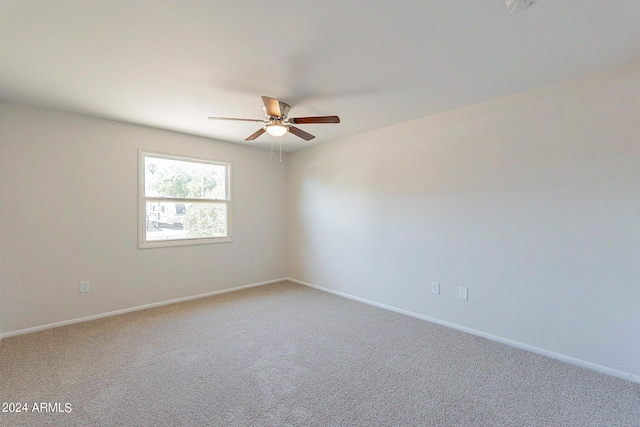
[265,123,288,137]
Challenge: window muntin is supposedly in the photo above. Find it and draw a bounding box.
[139,151,231,248]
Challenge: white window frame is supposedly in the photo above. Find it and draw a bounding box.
[138,149,232,249]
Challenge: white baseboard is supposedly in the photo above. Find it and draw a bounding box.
[286,277,639,384]
[1,278,287,339]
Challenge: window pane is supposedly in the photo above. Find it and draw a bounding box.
[145,202,227,241]
[140,151,231,248]
[144,156,226,200]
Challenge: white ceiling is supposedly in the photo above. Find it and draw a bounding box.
[1,1,639,152]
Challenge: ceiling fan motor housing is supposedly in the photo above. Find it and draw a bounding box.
[279,102,290,119]
[263,102,290,119]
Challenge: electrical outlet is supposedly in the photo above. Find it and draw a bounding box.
[458,286,468,301]
[253,259,259,267]
[431,282,440,295]
[80,281,89,293]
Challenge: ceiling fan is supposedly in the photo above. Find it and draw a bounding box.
[208,96,340,141]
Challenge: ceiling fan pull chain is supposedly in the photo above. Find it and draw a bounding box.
[271,138,274,160]
[279,136,282,162]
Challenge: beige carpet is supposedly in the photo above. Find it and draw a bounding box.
[1,281,638,426]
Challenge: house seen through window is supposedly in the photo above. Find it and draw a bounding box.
[139,151,231,248]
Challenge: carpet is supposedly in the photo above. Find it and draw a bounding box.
[1,281,638,426]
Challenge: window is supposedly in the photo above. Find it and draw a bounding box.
[139,150,231,248]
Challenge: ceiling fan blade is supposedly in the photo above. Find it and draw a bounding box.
[245,128,266,141]
[208,116,265,123]
[262,96,282,117]
[288,126,315,141]
[289,115,340,124]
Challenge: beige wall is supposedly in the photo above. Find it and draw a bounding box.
[287,61,640,380]
[0,102,288,332]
